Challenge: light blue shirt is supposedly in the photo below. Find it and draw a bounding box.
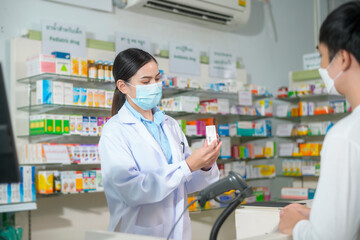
[125,100,173,164]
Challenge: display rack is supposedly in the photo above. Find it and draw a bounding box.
[276,69,350,189]
[0,202,37,213]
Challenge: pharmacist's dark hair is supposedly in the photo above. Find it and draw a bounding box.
[319,1,360,63]
[112,48,157,116]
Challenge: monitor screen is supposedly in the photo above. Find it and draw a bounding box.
[0,63,20,183]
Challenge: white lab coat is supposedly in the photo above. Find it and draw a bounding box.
[293,106,360,239]
[99,105,219,240]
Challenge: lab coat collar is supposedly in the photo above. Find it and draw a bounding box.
[117,104,170,124]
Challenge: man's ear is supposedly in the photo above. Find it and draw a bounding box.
[117,80,128,95]
[339,49,352,71]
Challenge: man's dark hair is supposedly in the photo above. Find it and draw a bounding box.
[319,1,360,63]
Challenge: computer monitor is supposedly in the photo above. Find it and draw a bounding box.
[0,63,20,183]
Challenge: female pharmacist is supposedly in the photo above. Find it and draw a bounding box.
[279,2,360,239]
[99,48,221,240]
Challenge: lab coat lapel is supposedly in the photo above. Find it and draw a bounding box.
[119,106,166,162]
[162,117,182,164]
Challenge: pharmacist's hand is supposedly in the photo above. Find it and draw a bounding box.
[279,205,307,235]
[281,203,311,219]
[186,135,222,172]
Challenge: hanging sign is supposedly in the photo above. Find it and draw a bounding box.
[42,19,87,57]
[210,49,236,79]
[169,42,200,76]
[115,32,150,54]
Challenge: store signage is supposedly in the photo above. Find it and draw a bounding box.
[303,52,321,70]
[42,20,87,57]
[169,42,200,76]
[210,49,236,79]
[238,90,252,106]
[115,32,150,54]
[43,145,71,164]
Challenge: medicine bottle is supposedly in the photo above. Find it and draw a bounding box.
[87,60,97,79]
[54,171,61,193]
[104,61,111,82]
[97,60,104,81]
[108,62,114,82]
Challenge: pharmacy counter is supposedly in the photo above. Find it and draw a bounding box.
[86,201,312,240]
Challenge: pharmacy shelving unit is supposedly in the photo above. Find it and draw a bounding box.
[274,68,350,189]
[8,37,273,238]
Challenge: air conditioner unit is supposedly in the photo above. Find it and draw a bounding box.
[123,0,251,32]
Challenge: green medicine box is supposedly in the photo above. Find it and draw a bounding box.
[54,115,63,135]
[30,115,54,135]
[62,116,70,134]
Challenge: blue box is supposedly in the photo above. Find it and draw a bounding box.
[51,51,70,59]
[218,124,229,136]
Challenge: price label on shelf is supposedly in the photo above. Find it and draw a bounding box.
[276,104,290,117]
[279,143,295,157]
[238,90,252,106]
[302,166,316,176]
[276,123,294,137]
[43,145,71,164]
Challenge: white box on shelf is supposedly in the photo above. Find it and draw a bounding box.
[220,137,231,159]
[276,124,294,137]
[105,90,113,109]
[89,117,98,136]
[53,81,64,105]
[229,122,237,137]
[96,170,104,192]
[174,96,200,112]
[0,184,8,204]
[63,83,73,105]
[279,143,295,157]
[26,54,56,76]
[186,125,197,136]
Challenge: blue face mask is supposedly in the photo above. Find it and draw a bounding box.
[126,82,162,111]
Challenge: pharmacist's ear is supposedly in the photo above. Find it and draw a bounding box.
[116,80,128,95]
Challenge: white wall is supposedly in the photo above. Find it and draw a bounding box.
[0,0,315,239]
[0,0,314,94]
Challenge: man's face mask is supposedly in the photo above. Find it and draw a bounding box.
[318,54,343,96]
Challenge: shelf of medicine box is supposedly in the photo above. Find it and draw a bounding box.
[276,94,345,103]
[245,176,276,181]
[0,202,37,213]
[186,135,270,142]
[217,157,275,165]
[275,112,350,122]
[17,135,100,144]
[17,104,111,117]
[169,88,272,101]
[276,175,319,178]
[17,73,114,90]
[19,162,101,167]
[165,111,269,120]
[277,156,321,160]
[37,190,104,198]
[276,135,326,142]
